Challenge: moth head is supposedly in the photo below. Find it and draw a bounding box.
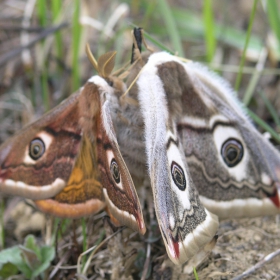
[104,75,127,99]
[85,44,127,100]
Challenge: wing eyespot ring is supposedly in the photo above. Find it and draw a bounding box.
[171,161,186,191]
[29,138,45,160]
[221,138,244,167]
[110,158,120,184]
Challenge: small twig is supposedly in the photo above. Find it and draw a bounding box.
[232,248,280,280]
[78,228,123,276]
[140,184,157,280]
[250,226,280,239]
[0,17,25,21]
[21,0,37,65]
[49,251,70,279]
[0,22,68,68]
[0,26,45,32]
[53,264,77,270]
[141,243,151,280]
[103,3,129,37]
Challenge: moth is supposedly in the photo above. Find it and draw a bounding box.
[0,50,146,235]
[1,36,280,267]
[111,45,280,264]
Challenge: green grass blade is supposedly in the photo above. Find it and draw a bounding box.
[81,218,87,269]
[193,266,199,280]
[247,108,280,143]
[129,23,175,53]
[141,1,157,30]
[51,0,63,60]
[172,8,263,54]
[0,199,4,249]
[267,0,280,49]
[142,30,175,54]
[41,66,50,111]
[157,0,184,56]
[234,0,258,91]
[242,48,266,106]
[203,0,216,62]
[242,69,261,106]
[208,63,280,75]
[71,0,82,92]
[258,90,280,128]
[37,0,47,27]
[36,0,49,111]
[51,0,61,17]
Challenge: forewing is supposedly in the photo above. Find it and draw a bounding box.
[87,76,146,234]
[136,52,218,264]
[0,88,105,218]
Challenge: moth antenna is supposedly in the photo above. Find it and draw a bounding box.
[97,51,117,78]
[112,54,143,81]
[112,57,141,81]
[86,44,117,78]
[112,60,131,76]
[117,70,130,80]
[117,56,142,80]
[120,96,139,107]
[117,112,130,126]
[177,56,192,63]
[86,43,99,72]
[140,29,154,53]
[121,65,145,99]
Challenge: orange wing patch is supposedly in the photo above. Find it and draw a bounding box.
[35,136,105,218]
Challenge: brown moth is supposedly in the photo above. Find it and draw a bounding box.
[111,47,280,264]
[0,51,146,234]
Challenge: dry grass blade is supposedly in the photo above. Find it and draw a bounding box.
[232,248,280,280]
[140,243,151,280]
[0,22,68,68]
[121,64,145,99]
[77,228,124,277]
[49,252,70,279]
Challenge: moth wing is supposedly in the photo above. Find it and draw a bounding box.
[35,134,105,218]
[136,52,218,264]
[0,92,82,200]
[176,59,280,218]
[0,88,105,218]
[88,76,146,234]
